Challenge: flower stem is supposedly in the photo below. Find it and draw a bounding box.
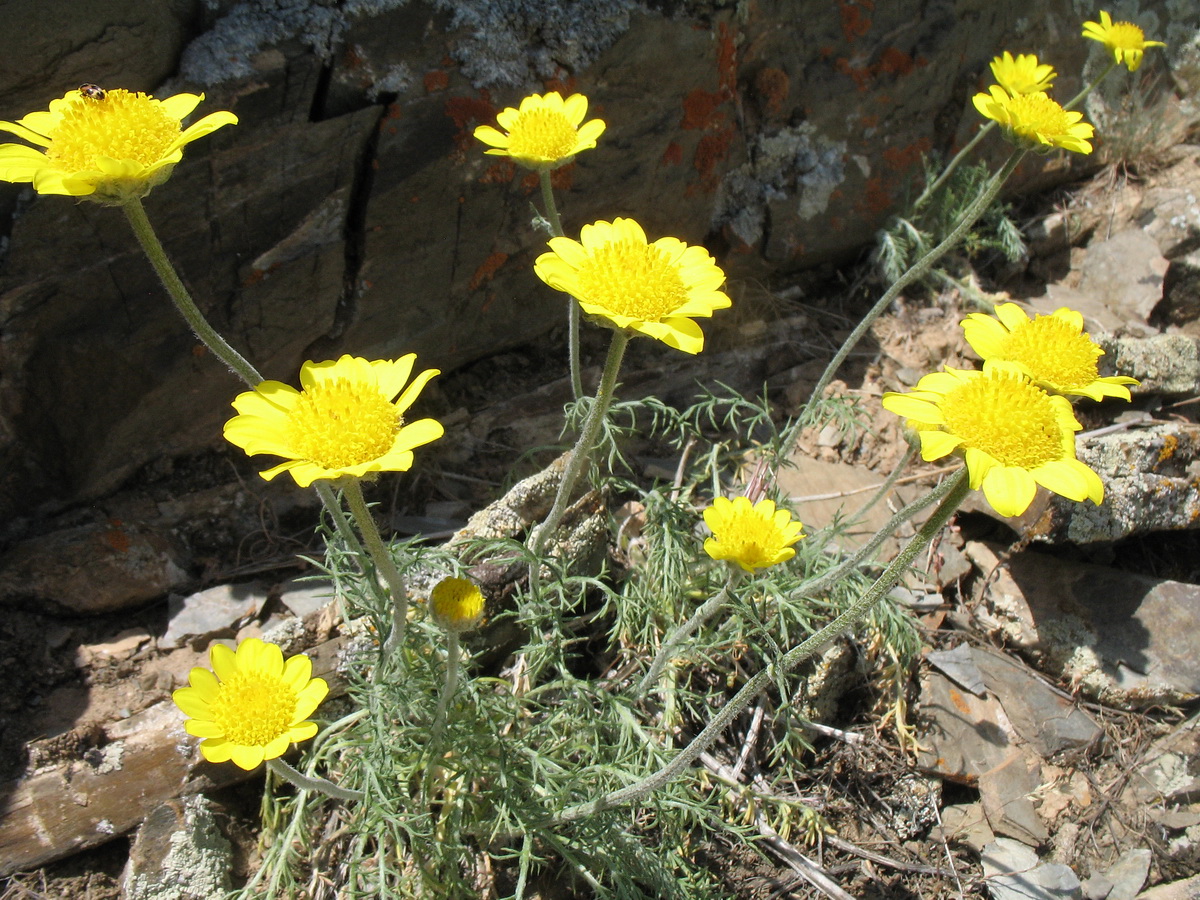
[912,122,996,210]
[637,570,739,697]
[549,469,969,827]
[121,197,262,387]
[783,150,1025,454]
[341,479,410,658]
[429,631,461,749]
[1063,60,1118,111]
[266,757,363,802]
[540,169,583,401]
[528,328,629,565]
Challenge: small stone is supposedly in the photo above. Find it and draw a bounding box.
[163,582,267,648]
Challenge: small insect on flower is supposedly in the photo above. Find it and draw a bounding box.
[79,83,107,101]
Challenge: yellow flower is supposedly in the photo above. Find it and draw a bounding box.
[962,303,1139,401]
[533,217,731,354]
[1082,10,1166,72]
[172,638,328,771]
[0,87,237,204]
[430,576,485,632]
[703,496,805,573]
[223,354,443,488]
[473,91,605,170]
[972,86,1094,154]
[990,52,1056,95]
[882,364,1104,518]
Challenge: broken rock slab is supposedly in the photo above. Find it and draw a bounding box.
[967,543,1200,708]
[163,582,267,649]
[122,795,232,900]
[1077,229,1169,328]
[982,837,1082,900]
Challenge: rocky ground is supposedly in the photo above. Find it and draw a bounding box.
[3,129,1200,899]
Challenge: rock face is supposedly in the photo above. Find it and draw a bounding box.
[0,0,1194,524]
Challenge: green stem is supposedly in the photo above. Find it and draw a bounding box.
[549,470,969,826]
[429,631,461,750]
[913,122,996,210]
[528,329,629,564]
[266,757,363,802]
[342,479,410,658]
[540,169,583,401]
[783,150,1025,454]
[637,570,739,697]
[1064,60,1117,111]
[121,197,262,387]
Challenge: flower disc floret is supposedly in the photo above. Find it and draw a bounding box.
[223,354,444,487]
[473,91,605,170]
[962,303,1138,401]
[430,577,485,632]
[0,88,237,203]
[881,364,1105,517]
[1082,10,1166,72]
[172,638,328,771]
[703,496,805,572]
[990,51,1056,94]
[534,217,731,354]
[972,86,1094,154]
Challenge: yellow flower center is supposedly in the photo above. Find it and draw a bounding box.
[939,372,1062,469]
[431,577,485,630]
[1002,315,1101,390]
[285,377,400,470]
[506,109,580,162]
[1005,93,1073,140]
[718,513,784,569]
[46,90,181,172]
[209,669,298,747]
[1107,20,1149,51]
[577,240,688,319]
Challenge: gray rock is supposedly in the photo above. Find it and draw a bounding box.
[982,838,1083,900]
[970,546,1200,708]
[1102,848,1152,900]
[163,582,267,648]
[278,577,336,619]
[1100,336,1200,396]
[0,521,189,615]
[1078,230,1169,326]
[5,1,1194,523]
[122,795,232,900]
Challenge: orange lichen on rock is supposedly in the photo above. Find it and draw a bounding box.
[682,89,727,130]
[753,67,790,118]
[690,127,735,192]
[839,0,874,42]
[662,141,683,165]
[883,137,931,171]
[445,93,497,152]
[424,70,449,93]
[470,251,509,291]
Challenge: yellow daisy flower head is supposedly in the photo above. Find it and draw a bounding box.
[223,354,444,488]
[1082,10,1166,72]
[533,217,732,354]
[473,91,606,170]
[961,302,1139,401]
[172,637,328,771]
[972,86,1094,155]
[990,51,1056,95]
[702,496,805,573]
[430,576,485,633]
[0,86,238,204]
[881,364,1105,518]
